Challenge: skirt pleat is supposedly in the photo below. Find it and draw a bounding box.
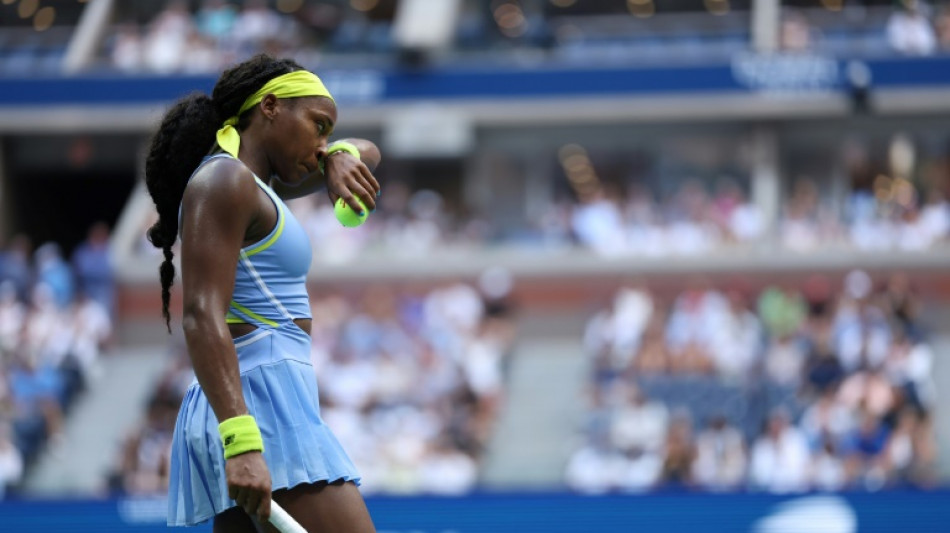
[167,357,360,527]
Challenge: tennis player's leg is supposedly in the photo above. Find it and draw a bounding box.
[213,505,257,533]
[258,480,375,533]
[213,480,374,533]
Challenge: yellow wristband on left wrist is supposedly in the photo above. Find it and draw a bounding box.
[218,414,264,459]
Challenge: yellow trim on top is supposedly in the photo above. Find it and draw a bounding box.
[243,196,285,257]
[229,300,279,328]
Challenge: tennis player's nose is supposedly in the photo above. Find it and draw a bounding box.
[315,143,328,162]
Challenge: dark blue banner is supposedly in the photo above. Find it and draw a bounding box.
[0,55,948,107]
[1,491,948,532]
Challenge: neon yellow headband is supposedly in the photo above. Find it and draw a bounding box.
[216,70,334,158]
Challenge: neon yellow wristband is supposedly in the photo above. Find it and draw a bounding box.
[327,140,360,161]
[218,415,264,459]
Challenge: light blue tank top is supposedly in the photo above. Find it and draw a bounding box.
[180,154,313,338]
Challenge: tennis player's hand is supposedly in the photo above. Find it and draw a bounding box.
[325,151,379,213]
[226,451,272,522]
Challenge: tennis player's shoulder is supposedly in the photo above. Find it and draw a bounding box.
[183,156,258,211]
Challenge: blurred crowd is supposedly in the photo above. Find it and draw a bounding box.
[568,270,938,494]
[109,274,516,496]
[107,0,394,74]
[148,168,937,263]
[102,0,950,74]
[557,177,950,257]
[0,224,115,497]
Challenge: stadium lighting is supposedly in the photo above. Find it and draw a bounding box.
[33,5,53,30]
[17,0,38,19]
[276,0,304,14]
[704,0,730,16]
[627,0,655,18]
[821,0,843,11]
[350,0,378,12]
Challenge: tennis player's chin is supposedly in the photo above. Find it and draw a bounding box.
[273,170,306,188]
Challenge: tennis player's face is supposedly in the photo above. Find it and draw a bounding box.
[273,96,337,185]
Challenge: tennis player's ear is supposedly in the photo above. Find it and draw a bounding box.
[259,94,279,120]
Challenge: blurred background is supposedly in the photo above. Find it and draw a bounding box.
[1,0,950,531]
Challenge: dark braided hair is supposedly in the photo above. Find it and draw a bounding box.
[144,54,304,331]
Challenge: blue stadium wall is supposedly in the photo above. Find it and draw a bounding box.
[2,491,949,532]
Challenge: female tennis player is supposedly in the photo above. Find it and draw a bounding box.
[144,54,379,532]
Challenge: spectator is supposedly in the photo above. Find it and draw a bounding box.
[565,432,623,494]
[757,285,807,340]
[609,385,669,454]
[110,23,144,72]
[780,10,813,52]
[0,421,23,498]
[142,0,193,73]
[692,416,746,491]
[109,393,176,496]
[195,0,238,45]
[232,0,287,54]
[71,222,115,317]
[837,365,897,420]
[842,409,891,490]
[34,243,74,309]
[0,235,33,302]
[571,187,626,257]
[0,281,25,356]
[658,413,696,489]
[811,436,848,491]
[886,0,937,56]
[800,386,855,449]
[417,436,478,495]
[709,290,762,381]
[937,4,950,49]
[749,409,811,493]
[66,290,113,384]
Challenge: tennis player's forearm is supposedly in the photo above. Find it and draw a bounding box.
[340,138,381,171]
[183,313,248,421]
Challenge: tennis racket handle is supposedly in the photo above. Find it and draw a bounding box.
[269,501,307,533]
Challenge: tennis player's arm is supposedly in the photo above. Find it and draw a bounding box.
[179,161,260,421]
[268,138,381,200]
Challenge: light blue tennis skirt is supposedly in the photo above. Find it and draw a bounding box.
[167,328,360,527]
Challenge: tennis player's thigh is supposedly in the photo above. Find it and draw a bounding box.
[261,480,375,533]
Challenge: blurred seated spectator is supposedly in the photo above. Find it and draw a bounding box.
[34,243,74,310]
[886,0,937,56]
[0,421,24,498]
[71,222,116,318]
[749,408,811,493]
[810,436,848,491]
[107,391,177,496]
[937,5,950,49]
[195,0,238,45]
[780,10,814,52]
[692,415,746,491]
[0,235,33,302]
[143,0,194,73]
[658,412,696,489]
[609,385,668,455]
[110,23,143,73]
[842,408,891,490]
